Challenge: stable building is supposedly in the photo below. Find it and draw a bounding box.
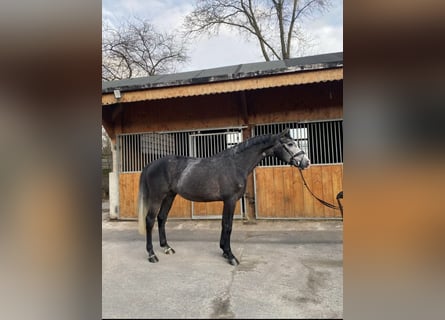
[102,52,343,221]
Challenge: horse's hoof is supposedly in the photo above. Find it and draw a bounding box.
[148,254,159,263]
[223,252,239,266]
[229,257,240,266]
[164,246,175,255]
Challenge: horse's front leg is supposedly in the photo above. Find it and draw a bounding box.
[220,198,239,266]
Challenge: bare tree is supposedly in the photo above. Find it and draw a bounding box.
[102,17,189,81]
[184,0,330,61]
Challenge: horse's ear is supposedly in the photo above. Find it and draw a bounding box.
[279,128,291,138]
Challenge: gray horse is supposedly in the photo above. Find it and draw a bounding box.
[138,128,310,265]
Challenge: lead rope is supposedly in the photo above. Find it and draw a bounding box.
[298,168,343,220]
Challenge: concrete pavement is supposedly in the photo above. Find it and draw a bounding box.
[102,217,343,319]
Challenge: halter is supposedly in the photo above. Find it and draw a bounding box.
[282,140,306,167]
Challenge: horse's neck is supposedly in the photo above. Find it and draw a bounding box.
[233,139,275,174]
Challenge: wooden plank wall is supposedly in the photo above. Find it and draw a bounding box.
[103,81,343,137]
[118,172,241,219]
[193,200,242,218]
[254,164,343,218]
[119,173,191,219]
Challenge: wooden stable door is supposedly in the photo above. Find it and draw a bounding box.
[254,164,343,218]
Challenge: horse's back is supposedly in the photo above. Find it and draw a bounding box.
[141,155,193,188]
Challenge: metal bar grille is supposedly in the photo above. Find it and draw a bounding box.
[254,119,343,166]
[189,131,242,158]
[117,128,243,173]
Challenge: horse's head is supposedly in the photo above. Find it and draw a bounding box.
[274,128,311,170]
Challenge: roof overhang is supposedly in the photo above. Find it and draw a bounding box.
[102,67,343,105]
[102,52,343,105]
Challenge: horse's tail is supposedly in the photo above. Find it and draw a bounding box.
[137,169,148,235]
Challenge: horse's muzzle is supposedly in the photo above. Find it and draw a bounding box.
[292,158,310,170]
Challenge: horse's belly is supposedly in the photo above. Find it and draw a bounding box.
[177,180,222,202]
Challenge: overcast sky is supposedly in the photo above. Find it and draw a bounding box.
[102,0,343,72]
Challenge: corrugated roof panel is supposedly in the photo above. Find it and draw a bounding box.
[194,65,241,79]
[152,70,201,84]
[238,60,286,74]
[285,52,343,69]
[102,74,164,91]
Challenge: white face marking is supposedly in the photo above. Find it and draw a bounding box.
[283,139,310,168]
[286,141,300,155]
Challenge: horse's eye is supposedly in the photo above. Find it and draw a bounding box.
[287,143,294,147]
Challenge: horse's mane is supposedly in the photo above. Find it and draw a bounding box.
[219,134,276,156]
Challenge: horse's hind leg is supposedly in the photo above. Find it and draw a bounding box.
[157,193,176,255]
[146,202,162,263]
